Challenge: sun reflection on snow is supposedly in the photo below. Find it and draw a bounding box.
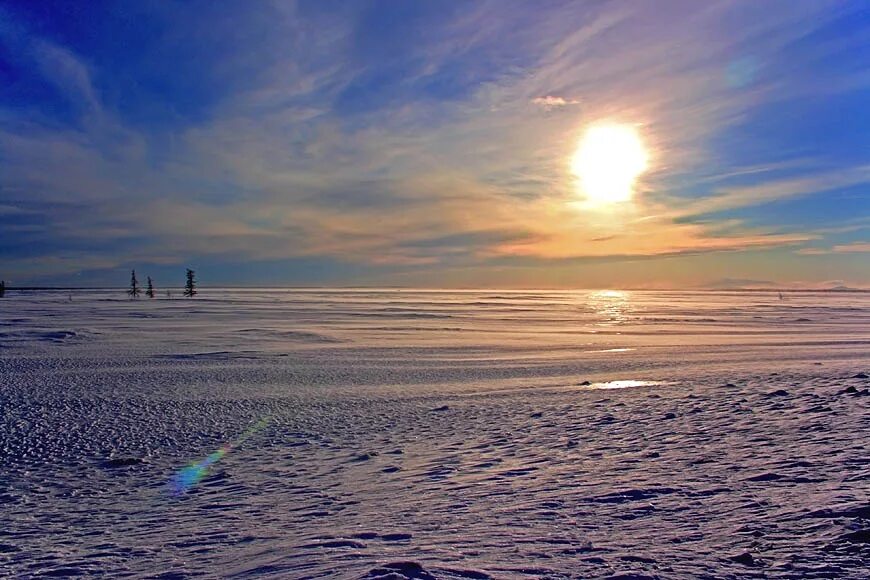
[589,290,631,325]
[584,380,663,389]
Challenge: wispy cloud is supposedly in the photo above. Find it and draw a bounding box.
[0,1,867,285]
[531,96,580,109]
[796,242,870,255]
[675,166,870,217]
[0,7,102,119]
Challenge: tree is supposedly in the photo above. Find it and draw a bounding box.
[0,280,5,298]
[128,270,141,298]
[146,276,155,298]
[183,268,197,297]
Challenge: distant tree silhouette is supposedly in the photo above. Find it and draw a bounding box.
[146,276,155,298]
[0,280,5,298]
[183,269,197,297]
[128,270,141,298]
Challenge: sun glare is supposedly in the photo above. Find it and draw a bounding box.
[571,123,649,204]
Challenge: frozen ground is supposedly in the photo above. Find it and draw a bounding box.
[1,289,868,579]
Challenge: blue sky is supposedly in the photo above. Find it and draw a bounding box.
[1,0,868,288]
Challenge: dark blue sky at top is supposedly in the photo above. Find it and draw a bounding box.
[2,1,282,128]
[2,1,524,127]
[1,0,868,287]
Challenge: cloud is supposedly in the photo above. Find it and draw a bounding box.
[483,203,817,260]
[674,166,870,217]
[0,204,37,216]
[531,96,580,109]
[1,1,867,285]
[31,41,102,115]
[832,242,870,252]
[796,242,870,255]
[0,8,102,118]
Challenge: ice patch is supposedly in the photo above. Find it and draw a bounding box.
[582,380,667,390]
[588,348,636,353]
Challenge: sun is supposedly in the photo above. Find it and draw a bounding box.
[571,123,649,204]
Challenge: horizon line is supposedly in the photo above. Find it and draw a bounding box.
[4,285,868,293]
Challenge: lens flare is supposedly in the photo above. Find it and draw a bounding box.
[169,418,270,496]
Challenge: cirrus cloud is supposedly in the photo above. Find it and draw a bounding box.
[531,95,581,109]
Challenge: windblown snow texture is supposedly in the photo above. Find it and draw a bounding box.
[1,289,868,578]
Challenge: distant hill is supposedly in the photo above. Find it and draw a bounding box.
[702,278,779,290]
[701,279,867,291]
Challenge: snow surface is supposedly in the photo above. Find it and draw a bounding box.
[1,289,868,578]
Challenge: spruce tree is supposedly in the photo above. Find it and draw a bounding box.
[183,269,197,297]
[128,270,141,298]
[146,276,155,298]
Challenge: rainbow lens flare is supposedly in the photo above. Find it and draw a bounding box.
[169,418,270,496]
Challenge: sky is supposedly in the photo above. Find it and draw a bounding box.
[1,0,868,288]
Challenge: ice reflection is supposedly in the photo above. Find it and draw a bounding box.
[589,290,631,325]
[584,380,665,390]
